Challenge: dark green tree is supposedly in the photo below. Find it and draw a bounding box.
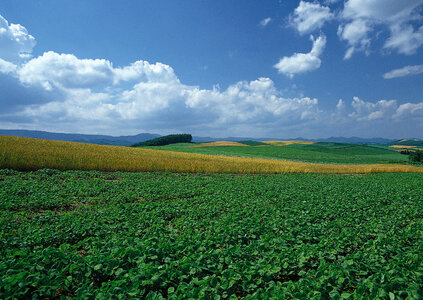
[131,134,192,147]
[409,150,423,164]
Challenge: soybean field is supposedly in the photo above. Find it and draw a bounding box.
[1,169,423,299]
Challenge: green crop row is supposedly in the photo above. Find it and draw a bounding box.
[144,142,408,165]
[1,169,423,299]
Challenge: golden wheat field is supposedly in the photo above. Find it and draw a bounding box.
[390,145,418,149]
[389,145,423,152]
[1,135,422,174]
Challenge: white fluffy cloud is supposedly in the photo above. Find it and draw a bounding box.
[290,1,334,35]
[1,42,321,136]
[339,0,423,58]
[3,48,423,137]
[0,14,36,62]
[2,14,423,138]
[274,35,326,78]
[337,19,371,59]
[383,64,423,79]
[349,96,397,121]
[0,12,324,137]
[0,58,17,74]
[17,52,115,90]
[384,23,423,55]
[259,17,272,27]
[395,102,423,119]
[16,51,179,91]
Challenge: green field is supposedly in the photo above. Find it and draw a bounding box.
[1,169,423,299]
[144,142,408,164]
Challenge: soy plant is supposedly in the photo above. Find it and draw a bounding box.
[1,170,423,298]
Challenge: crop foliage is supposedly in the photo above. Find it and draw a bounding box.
[1,170,423,298]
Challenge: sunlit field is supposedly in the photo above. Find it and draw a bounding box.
[1,170,423,298]
[1,135,422,174]
[142,141,412,165]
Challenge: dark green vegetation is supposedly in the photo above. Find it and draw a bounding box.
[1,169,423,299]
[146,142,408,165]
[409,150,423,164]
[131,134,192,147]
[391,139,423,147]
[238,141,268,146]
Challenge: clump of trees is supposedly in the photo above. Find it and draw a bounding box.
[131,134,192,147]
[409,150,423,164]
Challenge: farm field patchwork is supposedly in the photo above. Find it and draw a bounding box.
[1,135,421,174]
[1,169,423,298]
[145,142,409,165]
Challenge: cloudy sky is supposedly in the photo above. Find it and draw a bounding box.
[1,0,423,139]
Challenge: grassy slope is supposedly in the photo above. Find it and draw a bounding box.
[392,139,423,147]
[1,170,423,298]
[1,135,420,173]
[144,142,408,164]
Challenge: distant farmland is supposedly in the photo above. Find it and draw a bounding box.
[141,140,410,165]
[0,135,422,174]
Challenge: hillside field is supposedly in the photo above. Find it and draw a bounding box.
[1,135,422,174]
[1,170,423,298]
[142,141,409,165]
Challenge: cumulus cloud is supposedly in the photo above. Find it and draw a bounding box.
[349,96,397,121]
[0,17,321,138]
[394,102,423,119]
[0,58,17,74]
[259,17,272,27]
[274,34,326,78]
[337,19,371,59]
[325,96,423,138]
[2,14,423,138]
[336,99,345,110]
[0,14,36,62]
[5,39,323,136]
[339,0,423,58]
[12,59,322,136]
[17,52,115,90]
[340,96,423,134]
[3,47,423,137]
[383,64,423,79]
[290,1,334,35]
[16,51,179,92]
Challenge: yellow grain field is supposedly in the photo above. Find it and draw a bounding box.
[1,135,422,174]
[389,145,423,152]
[263,140,316,146]
[389,145,417,149]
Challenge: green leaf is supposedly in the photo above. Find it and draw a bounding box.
[345,259,354,266]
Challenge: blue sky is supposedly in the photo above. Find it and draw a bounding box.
[1,0,423,139]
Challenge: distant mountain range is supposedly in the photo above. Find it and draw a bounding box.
[0,129,160,146]
[0,129,408,146]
